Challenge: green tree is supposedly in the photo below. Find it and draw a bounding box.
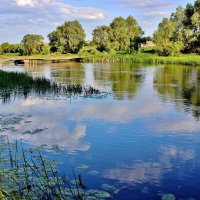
[21,34,44,55]
[92,25,112,52]
[92,16,143,52]
[1,43,12,54]
[153,18,176,56]
[154,0,200,55]
[48,20,86,54]
[110,17,130,51]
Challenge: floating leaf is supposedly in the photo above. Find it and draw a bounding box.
[87,189,111,198]
[162,194,176,200]
[76,164,89,170]
[101,184,116,191]
[87,170,100,176]
[24,121,32,123]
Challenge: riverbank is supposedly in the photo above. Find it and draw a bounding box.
[1,53,200,66]
[81,53,200,66]
[0,54,80,64]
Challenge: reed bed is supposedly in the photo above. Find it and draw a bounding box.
[81,53,200,66]
[0,70,102,103]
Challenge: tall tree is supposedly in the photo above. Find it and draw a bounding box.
[21,34,44,55]
[153,18,176,56]
[92,16,143,52]
[48,20,86,54]
[92,25,112,52]
[154,0,200,55]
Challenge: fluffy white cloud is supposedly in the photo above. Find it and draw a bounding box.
[12,0,105,20]
[0,0,106,42]
[0,0,105,31]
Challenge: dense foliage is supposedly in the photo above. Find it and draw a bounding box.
[21,34,46,55]
[92,16,143,52]
[48,20,86,54]
[0,35,49,55]
[153,0,200,55]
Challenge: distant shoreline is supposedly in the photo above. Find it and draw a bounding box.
[1,53,200,66]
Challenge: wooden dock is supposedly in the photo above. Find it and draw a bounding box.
[0,56,82,65]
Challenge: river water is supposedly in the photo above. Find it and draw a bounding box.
[1,62,200,199]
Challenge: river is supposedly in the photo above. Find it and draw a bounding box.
[1,62,200,199]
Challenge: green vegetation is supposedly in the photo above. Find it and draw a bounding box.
[80,52,200,66]
[21,34,48,55]
[153,0,200,55]
[0,137,112,199]
[0,70,101,103]
[0,1,200,63]
[92,16,143,52]
[48,21,86,54]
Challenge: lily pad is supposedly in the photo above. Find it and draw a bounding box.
[24,121,32,123]
[162,194,176,200]
[101,184,116,191]
[22,128,46,135]
[87,170,100,176]
[87,189,111,198]
[76,164,89,170]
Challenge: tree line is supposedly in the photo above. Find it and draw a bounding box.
[153,0,200,56]
[0,0,199,57]
[0,16,146,56]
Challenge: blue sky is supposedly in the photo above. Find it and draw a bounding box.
[0,0,195,43]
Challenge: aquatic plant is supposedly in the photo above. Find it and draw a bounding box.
[0,70,104,103]
[0,137,113,200]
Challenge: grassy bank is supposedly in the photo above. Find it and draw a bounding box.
[0,53,79,64]
[81,53,200,66]
[1,52,200,66]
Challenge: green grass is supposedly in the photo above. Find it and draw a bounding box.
[81,52,200,66]
[1,52,200,66]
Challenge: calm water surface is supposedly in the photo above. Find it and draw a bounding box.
[1,62,200,199]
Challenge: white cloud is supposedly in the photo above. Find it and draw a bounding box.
[15,0,36,6]
[11,0,105,21]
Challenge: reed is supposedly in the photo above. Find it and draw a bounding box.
[0,70,102,103]
[0,137,110,200]
[81,53,200,66]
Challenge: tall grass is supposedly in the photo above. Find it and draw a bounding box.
[0,70,102,103]
[81,53,200,66]
[0,137,111,200]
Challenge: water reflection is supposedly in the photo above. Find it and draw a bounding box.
[154,66,200,119]
[1,62,200,199]
[93,63,144,100]
[103,145,195,185]
[0,107,90,153]
[50,62,85,84]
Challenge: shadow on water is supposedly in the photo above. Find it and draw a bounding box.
[0,70,106,104]
[154,65,200,120]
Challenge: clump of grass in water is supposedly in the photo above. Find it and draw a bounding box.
[0,137,112,200]
[0,70,102,103]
